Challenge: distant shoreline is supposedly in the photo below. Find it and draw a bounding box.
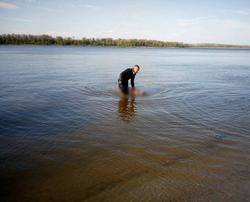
[1,44,250,50]
[1,34,250,49]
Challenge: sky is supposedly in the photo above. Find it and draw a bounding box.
[0,0,250,45]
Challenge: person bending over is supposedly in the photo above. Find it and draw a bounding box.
[118,65,140,95]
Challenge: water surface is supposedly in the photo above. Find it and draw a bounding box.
[1,46,250,201]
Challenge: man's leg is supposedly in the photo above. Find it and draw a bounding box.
[122,81,129,95]
[118,79,128,95]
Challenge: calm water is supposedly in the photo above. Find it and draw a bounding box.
[1,46,250,202]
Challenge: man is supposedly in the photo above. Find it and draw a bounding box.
[118,65,140,95]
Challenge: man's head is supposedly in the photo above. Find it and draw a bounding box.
[132,65,140,74]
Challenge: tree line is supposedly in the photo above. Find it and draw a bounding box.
[0,34,249,48]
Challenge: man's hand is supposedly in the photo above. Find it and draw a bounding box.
[130,88,145,96]
[130,88,136,96]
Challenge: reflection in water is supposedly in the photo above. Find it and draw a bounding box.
[118,96,137,122]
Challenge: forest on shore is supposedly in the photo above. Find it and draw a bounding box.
[0,34,249,48]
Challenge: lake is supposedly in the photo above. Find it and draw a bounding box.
[0,45,250,202]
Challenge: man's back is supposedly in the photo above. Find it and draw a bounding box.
[119,68,135,81]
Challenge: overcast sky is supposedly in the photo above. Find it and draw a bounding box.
[0,0,250,45]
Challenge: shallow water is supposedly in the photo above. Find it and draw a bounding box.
[0,46,250,201]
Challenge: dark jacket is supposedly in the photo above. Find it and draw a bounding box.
[119,68,136,88]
